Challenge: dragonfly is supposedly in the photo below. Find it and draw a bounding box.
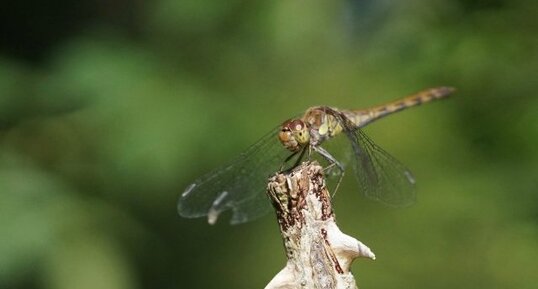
[178,87,455,225]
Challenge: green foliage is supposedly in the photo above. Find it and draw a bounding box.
[1,0,536,288]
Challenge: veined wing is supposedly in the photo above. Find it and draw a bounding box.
[178,126,291,225]
[337,113,416,206]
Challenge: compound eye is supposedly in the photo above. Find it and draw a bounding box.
[289,119,305,132]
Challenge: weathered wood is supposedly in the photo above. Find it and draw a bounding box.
[265,161,375,289]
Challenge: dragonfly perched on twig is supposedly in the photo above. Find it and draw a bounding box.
[178,87,455,225]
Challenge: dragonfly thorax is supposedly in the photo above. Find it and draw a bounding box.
[303,107,344,146]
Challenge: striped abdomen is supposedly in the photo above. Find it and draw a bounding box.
[344,87,455,128]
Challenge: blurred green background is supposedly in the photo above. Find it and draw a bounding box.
[1,0,537,288]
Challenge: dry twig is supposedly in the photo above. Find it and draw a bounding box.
[265,161,375,289]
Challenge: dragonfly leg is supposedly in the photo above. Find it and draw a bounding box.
[312,145,344,171]
[312,145,345,196]
[293,147,308,168]
[280,147,307,172]
[329,165,345,198]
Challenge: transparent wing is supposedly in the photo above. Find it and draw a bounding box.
[341,123,416,207]
[178,126,292,225]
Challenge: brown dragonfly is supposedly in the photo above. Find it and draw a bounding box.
[178,87,454,224]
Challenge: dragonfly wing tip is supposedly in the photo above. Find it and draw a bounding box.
[182,183,197,198]
[207,191,230,225]
[207,211,219,225]
[404,171,416,185]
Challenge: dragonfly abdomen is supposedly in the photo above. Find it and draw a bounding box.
[347,87,455,128]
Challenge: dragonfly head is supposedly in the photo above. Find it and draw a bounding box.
[279,119,310,151]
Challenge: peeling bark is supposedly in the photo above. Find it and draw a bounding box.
[265,161,375,289]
